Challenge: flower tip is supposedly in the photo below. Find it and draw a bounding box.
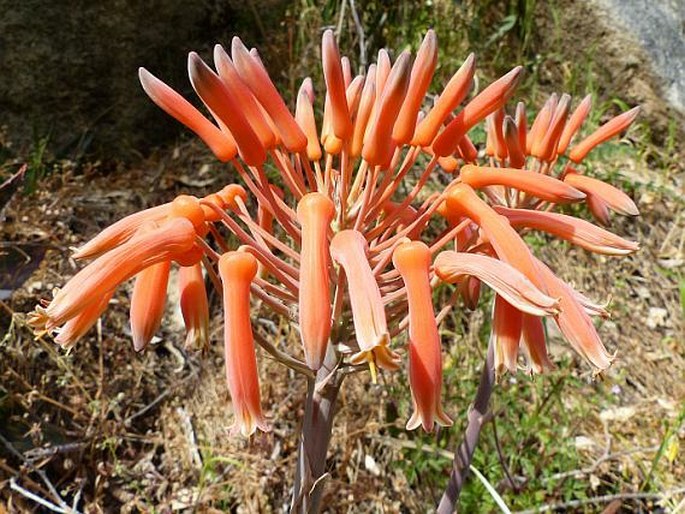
[170,195,205,228]
[218,184,248,210]
[296,192,335,221]
[219,251,258,281]
[392,240,430,272]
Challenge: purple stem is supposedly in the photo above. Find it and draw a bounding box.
[437,341,495,513]
[291,346,342,513]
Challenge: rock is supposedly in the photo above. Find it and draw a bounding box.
[595,0,685,117]
[535,0,685,139]
[0,1,290,159]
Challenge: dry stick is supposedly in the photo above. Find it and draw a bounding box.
[513,487,685,514]
[0,433,74,513]
[436,341,495,513]
[9,478,74,514]
[492,415,519,492]
[347,0,366,69]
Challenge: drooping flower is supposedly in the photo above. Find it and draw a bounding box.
[297,193,335,369]
[130,259,171,352]
[392,241,452,432]
[330,230,400,373]
[178,262,210,352]
[218,251,269,436]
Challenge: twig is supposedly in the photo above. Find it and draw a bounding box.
[124,389,171,426]
[347,0,366,69]
[541,445,660,483]
[9,478,74,514]
[23,442,88,461]
[123,367,200,426]
[492,414,519,492]
[1,434,76,513]
[176,407,203,470]
[513,487,685,513]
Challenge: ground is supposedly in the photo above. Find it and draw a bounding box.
[0,126,683,512]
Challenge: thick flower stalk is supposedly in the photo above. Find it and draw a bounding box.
[31,29,640,511]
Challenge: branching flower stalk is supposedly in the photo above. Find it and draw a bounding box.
[30,30,639,511]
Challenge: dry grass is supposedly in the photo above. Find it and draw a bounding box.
[1,133,683,512]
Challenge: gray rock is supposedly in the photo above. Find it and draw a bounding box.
[0,1,289,159]
[595,0,685,117]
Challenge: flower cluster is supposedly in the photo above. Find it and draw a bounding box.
[30,30,639,436]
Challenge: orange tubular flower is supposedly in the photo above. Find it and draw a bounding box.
[434,251,558,316]
[37,218,196,331]
[393,242,452,432]
[130,260,171,352]
[188,52,266,166]
[459,165,586,204]
[218,251,269,436]
[526,94,556,155]
[230,37,307,153]
[138,68,237,162]
[297,193,335,370]
[586,193,612,226]
[53,290,114,349]
[322,30,352,139]
[494,206,639,255]
[213,44,277,150]
[563,171,639,216]
[362,51,411,167]
[72,203,170,260]
[557,94,592,155]
[515,101,527,151]
[535,257,614,370]
[503,116,526,168]
[534,93,571,161]
[412,53,475,147]
[520,314,554,374]
[433,66,522,157]
[569,106,640,163]
[445,184,545,285]
[330,230,400,371]
[296,82,323,162]
[392,30,438,145]
[179,263,210,352]
[492,294,523,375]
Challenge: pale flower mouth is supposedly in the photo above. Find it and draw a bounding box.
[31,28,640,439]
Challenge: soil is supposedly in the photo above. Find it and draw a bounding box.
[0,133,683,511]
